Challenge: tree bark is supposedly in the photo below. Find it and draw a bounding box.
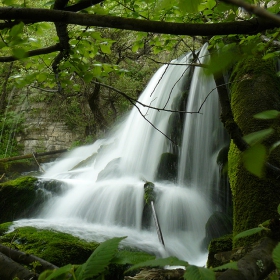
[0,244,58,272]
[0,149,68,162]
[0,252,38,280]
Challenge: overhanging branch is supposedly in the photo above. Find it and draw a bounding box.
[0,8,278,36]
[0,43,61,62]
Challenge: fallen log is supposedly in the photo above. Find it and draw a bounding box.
[0,149,68,163]
[217,237,278,280]
[0,252,38,280]
[0,243,58,272]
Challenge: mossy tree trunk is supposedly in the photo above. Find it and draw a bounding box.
[228,56,280,247]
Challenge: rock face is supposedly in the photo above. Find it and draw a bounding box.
[19,120,81,154]
[16,97,83,154]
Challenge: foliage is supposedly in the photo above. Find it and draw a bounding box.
[241,110,280,178]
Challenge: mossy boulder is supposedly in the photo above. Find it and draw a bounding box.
[0,176,38,223]
[0,226,99,267]
[202,211,232,250]
[156,153,178,182]
[0,222,13,236]
[207,234,232,268]
[229,56,280,247]
[0,160,38,181]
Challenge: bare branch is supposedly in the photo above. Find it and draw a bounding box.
[145,56,207,68]
[91,80,199,114]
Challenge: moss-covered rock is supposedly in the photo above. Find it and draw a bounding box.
[0,226,99,267]
[229,56,280,247]
[202,211,232,250]
[0,160,38,181]
[156,153,178,182]
[207,234,232,268]
[0,222,13,236]
[0,176,38,223]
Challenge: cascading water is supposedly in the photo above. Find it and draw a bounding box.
[12,44,228,266]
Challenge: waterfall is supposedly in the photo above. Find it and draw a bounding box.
[13,44,229,266]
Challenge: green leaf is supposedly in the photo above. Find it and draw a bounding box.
[278,204,280,215]
[233,227,265,241]
[12,48,27,59]
[36,73,48,83]
[270,140,280,153]
[243,128,274,146]
[212,262,238,271]
[100,43,111,54]
[10,21,24,37]
[126,256,188,273]
[38,264,72,280]
[272,243,280,270]
[254,110,280,119]
[184,265,215,280]
[179,0,203,13]
[78,237,126,280]
[112,251,155,265]
[243,143,267,177]
[263,52,277,60]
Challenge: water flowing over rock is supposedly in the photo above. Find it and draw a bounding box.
[13,44,229,266]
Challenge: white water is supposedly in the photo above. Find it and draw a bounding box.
[13,44,227,266]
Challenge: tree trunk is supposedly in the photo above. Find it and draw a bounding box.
[228,56,280,247]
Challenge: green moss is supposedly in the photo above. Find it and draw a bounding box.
[0,226,99,267]
[0,222,13,236]
[0,160,38,181]
[0,176,38,223]
[207,234,232,268]
[144,182,155,205]
[229,56,280,247]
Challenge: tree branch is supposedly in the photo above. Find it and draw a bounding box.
[221,0,280,25]
[91,81,199,114]
[0,8,277,36]
[64,0,104,12]
[0,243,58,272]
[0,43,61,62]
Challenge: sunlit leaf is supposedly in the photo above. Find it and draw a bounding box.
[243,143,267,177]
[263,52,277,60]
[179,0,203,13]
[233,227,265,241]
[100,43,111,54]
[243,128,274,146]
[184,265,215,280]
[10,22,24,37]
[254,110,280,119]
